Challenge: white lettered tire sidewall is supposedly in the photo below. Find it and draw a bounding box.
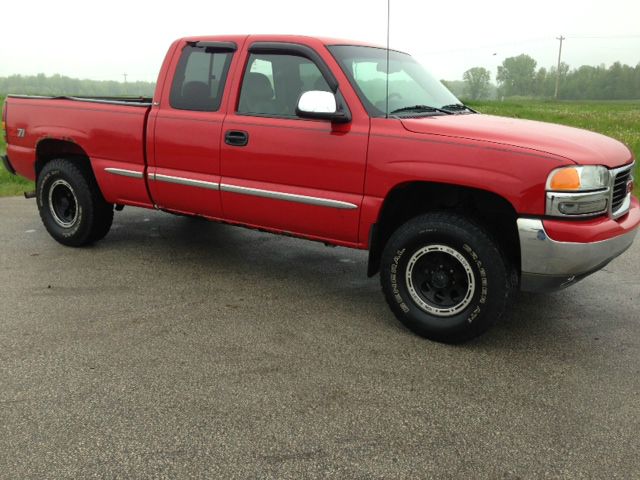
[381,213,510,343]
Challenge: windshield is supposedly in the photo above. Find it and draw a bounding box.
[328,45,461,117]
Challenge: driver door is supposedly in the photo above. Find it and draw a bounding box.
[220,44,369,244]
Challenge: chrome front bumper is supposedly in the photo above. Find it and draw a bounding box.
[517,218,638,292]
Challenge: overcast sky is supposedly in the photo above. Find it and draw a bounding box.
[0,0,638,82]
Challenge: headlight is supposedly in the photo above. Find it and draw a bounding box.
[546,166,610,217]
[546,165,610,191]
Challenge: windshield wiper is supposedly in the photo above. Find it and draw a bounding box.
[440,103,477,113]
[389,105,452,115]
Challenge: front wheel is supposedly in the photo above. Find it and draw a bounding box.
[380,212,512,343]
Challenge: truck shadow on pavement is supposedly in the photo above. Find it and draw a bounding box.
[102,211,602,350]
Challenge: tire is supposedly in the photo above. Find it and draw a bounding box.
[36,158,114,247]
[380,212,512,343]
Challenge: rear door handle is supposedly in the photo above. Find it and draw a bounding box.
[225,130,249,147]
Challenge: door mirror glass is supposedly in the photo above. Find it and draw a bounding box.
[296,91,338,120]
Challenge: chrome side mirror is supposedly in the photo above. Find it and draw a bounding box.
[296,91,349,123]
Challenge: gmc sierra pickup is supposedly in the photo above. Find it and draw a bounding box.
[2,35,638,343]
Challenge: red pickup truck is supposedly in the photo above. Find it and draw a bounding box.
[2,35,638,342]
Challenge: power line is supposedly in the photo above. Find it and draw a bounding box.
[569,34,640,39]
[425,34,639,55]
[426,38,550,55]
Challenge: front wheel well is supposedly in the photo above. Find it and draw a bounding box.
[368,182,520,277]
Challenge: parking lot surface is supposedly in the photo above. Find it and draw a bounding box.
[1,196,639,479]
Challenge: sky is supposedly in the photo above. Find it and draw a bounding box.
[0,0,638,83]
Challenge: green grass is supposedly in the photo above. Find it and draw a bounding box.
[0,163,34,197]
[1,98,638,196]
[467,99,639,195]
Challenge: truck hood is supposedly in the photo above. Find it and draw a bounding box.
[401,114,633,168]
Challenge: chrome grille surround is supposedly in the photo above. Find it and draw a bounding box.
[609,163,634,219]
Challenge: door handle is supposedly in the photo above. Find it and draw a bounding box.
[225,130,249,147]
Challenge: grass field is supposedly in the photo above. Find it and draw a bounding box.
[0,157,34,196]
[0,98,638,196]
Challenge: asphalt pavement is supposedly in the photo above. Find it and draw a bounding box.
[1,196,639,479]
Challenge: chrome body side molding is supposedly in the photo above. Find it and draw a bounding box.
[219,183,358,210]
[106,167,358,210]
[105,168,144,179]
[151,173,219,190]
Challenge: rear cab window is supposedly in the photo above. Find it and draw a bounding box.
[170,44,234,112]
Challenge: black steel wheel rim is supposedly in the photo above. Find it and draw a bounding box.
[405,244,475,317]
[48,179,79,228]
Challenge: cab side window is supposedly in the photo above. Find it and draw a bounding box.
[238,53,330,117]
[170,46,233,112]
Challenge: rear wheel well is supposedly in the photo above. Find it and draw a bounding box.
[368,182,520,277]
[35,139,93,180]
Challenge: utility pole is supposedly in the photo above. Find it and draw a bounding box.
[554,36,565,99]
[123,73,128,95]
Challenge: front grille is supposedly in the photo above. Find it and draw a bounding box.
[611,167,632,213]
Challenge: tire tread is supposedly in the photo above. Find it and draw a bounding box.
[380,212,512,343]
[37,158,113,247]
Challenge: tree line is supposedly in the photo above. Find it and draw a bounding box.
[458,55,640,100]
[0,74,155,97]
[2,59,639,102]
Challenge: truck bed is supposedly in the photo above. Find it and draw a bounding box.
[7,94,153,107]
[5,94,153,207]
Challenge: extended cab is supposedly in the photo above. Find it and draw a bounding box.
[2,35,638,342]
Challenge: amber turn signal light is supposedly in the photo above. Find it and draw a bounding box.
[549,167,581,190]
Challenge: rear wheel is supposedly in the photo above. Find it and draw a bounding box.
[380,212,512,343]
[37,158,113,246]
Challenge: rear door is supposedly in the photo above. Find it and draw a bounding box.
[148,41,236,217]
[219,42,369,244]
